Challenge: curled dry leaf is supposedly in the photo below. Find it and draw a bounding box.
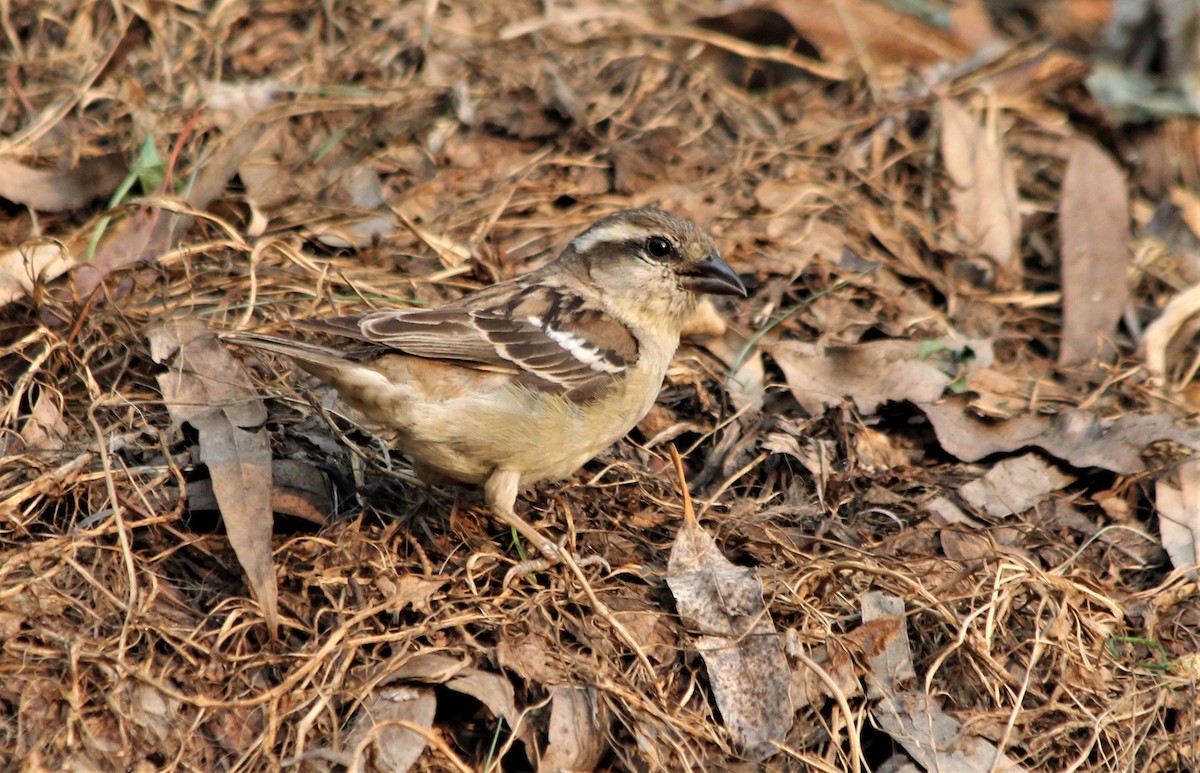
[770,0,971,70]
[14,387,67,453]
[312,163,399,249]
[1143,280,1200,393]
[0,243,73,307]
[704,326,765,415]
[1155,459,1200,576]
[665,449,791,761]
[148,319,277,635]
[679,297,728,339]
[443,668,532,749]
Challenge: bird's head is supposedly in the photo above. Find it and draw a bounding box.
[563,208,746,327]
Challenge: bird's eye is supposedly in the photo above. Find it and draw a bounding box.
[645,236,673,258]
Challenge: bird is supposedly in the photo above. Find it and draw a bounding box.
[224,207,747,580]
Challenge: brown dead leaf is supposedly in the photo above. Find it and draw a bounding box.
[129,684,180,744]
[539,685,609,773]
[600,588,680,666]
[610,127,682,195]
[16,387,67,452]
[940,528,995,563]
[185,459,330,526]
[497,629,569,684]
[1142,279,1200,394]
[771,339,955,416]
[666,449,791,762]
[378,575,445,615]
[384,652,470,684]
[312,162,399,249]
[0,153,127,212]
[705,327,765,415]
[74,124,267,301]
[148,319,277,635]
[0,243,75,307]
[873,691,1029,772]
[374,653,534,752]
[680,298,728,340]
[940,97,1021,287]
[444,668,529,744]
[772,0,971,70]
[922,397,1200,474]
[960,453,1077,518]
[964,367,1032,417]
[789,643,860,711]
[341,686,436,773]
[854,426,913,472]
[858,592,915,701]
[1059,137,1132,365]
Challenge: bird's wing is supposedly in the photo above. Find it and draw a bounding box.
[301,282,640,402]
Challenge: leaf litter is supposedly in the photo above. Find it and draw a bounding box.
[3,0,1200,770]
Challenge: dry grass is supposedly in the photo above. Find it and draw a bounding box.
[2,1,1199,771]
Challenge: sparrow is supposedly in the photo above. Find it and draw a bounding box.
[224,208,746,578]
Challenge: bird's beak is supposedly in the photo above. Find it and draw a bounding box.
[682,253,747,297]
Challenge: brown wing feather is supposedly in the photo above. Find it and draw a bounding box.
[298,281,640,401]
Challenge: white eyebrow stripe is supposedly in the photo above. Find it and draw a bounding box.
[569,222,649,254]
[526,315,624,373]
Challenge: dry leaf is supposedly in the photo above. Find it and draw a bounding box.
[705,327,765,415]
[0,153,127,211]
[1143,280,1200,391]
[680,298,728,339]
[445,668,528,740]
[872,691,1029,772]
[858,593,915,701]
[940,97,1021,287]
[75,126,267,300]
[497,630,568,684]
[312,162,399,249]
[16,388,67,452]
[772,0,970,69]
[854,426,912,472]
[148,319,277,634]
[789,643,860,711]
[922,398,1200,474]
[940,529,995,563]
[771,339,955,416]
[1059,137,1132,365]
[539,685,609,773]
[666,450,791,761]
[960,453,1076,518]
[342,686,437,773]
[0,243,75,307]
[1155,460,1200,576]
[186,459,331,526]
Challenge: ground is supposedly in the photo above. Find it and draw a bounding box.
[2,1,1199,771]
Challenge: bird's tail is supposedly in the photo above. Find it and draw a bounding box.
[221,331,355,385]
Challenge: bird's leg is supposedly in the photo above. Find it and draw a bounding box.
[484,469,608,585]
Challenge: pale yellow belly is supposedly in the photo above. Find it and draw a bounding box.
[336,353,664,488]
